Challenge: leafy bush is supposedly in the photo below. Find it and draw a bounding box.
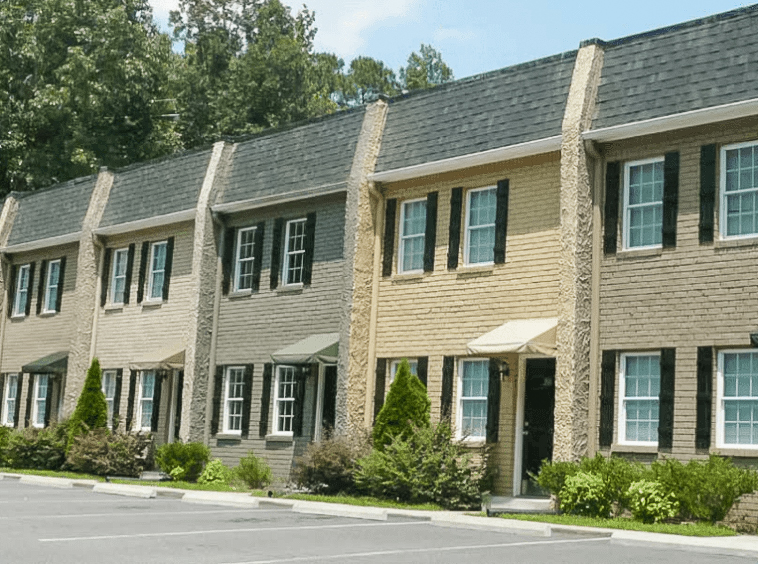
[5,426,67,470]
[235,451,272,489]
[535,460,579,501]
[580,453,646,512]
[68,358,108,449]
[355,422,487,510]
[155,442,210,482]
[198,458,233,485]
[293,432,371,494]
[373,359,430,450]
[559,472,612,518]
[64,429,153,477]
[627,480,679,523]
[0,426,12,466]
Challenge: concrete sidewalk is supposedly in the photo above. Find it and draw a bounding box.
[3,471,758,556]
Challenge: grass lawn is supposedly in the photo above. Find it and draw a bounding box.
[0,468,106,482]
[282,493,442,511]
[488,513,737,537]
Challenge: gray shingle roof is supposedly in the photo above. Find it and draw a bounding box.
[218,109,366,206]
[6,176,96,247]
[99,149,213,228]
[592,6,758,130]
[374,52,577,173]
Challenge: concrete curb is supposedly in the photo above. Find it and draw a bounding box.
[92,483,156,498]
[432,514,551,537]
[609,529,758,554]
[182,491,260,508]
[292,501,388,521]
[19,475,74,489]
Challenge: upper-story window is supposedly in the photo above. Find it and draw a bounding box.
[147,241,167,301]
[721,141,758,238]
[283,219,306,285]
[624,158,664,249]
[2,374,18,427]
[398,199,426,273]
[42,260,61,314]
[465,187,497,265]
[13,264,30,317]
[618,353,660,445]
[718,351,758,448]
[111,249,129,304]
[235,227,257,291]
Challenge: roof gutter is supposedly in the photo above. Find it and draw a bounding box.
[1,231,82,254]
[94,209,196,237]
[211,183,347,215]
[584,98,758,142]
[369,135,562,184]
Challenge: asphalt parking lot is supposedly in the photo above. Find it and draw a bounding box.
[0,480,756,564]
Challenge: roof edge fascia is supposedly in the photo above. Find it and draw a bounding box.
[1,231,82,254]
[212,183,347,215]
[94,209,196,237]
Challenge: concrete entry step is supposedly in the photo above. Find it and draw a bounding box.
[484,495,556,515]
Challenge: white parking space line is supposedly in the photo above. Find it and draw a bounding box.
[39,521,427,543]
[0,498,135,504]
[221,537,611,564]
[0,508,283,521]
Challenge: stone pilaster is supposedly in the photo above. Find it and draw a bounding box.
[0,196,20,369]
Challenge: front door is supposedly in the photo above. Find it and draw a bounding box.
[320,365,338,436]
[521,358,555,496]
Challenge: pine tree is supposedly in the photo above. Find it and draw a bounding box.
[373,359,430,450]
[68,358,109,447]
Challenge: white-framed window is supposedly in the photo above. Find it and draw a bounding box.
[457,359,489,441]
[721,141,758,239]
[111,248,129,304]
[2,374,18,427]
[273,365,296,434]
[389,359,418,385]
[717,350,758,448]
[138,371,155,431]
[12,264,30,317]
[147,241,167,301]
[102,370,117,427]
[398,198,426,273]
[32,374,49,429]
[234,227,257,291]
[42,259,61,313]
[223,366,245,434]
[464,186,497,265]
[618,353,660,445]
[623,158,664,249]
[283,219,306,286]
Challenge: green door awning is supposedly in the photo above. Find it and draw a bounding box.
[22,351,68,374]
[271,333,340,364]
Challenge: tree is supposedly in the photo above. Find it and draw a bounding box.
[68,358,109,448]
[373,359,430,450]
[400,44,454,92]
[335,56,399,107]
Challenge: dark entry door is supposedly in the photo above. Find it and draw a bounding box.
[521,358,556,496]
[321,365,338,436]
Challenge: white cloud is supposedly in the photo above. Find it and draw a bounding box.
[433,27,475,43]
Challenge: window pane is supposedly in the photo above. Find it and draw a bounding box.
[402,235,424,272]
[626,161,664,248]
[724,145,758,237]
[724,400,758,445]
[623,355,659,443]
[35,375,48,426]
[462,399,487,438]
[284,221,306,285]
[402,201,426,236]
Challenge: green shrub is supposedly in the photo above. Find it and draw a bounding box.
[5,426,67,470]
[235,451,272,489]
[580,453,646,512]
[627,480,679,524]
[356,422,487,510]
[293,432,371,494]
[559,471,612,518]
[0,426,13,466]
[198,458,233,485]
[535,460,579,500]
[155,442,210,482]
[68,358,108,449]
[64,428,153,477]
[373,359,430,451]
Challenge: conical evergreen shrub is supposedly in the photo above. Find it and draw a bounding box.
[373,359,430,450]
[68,358,109,448]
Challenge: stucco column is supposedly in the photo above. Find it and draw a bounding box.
[337,100,389,434]
[0,196,20,370]
[554,40,605,462]
[65,169,114,415]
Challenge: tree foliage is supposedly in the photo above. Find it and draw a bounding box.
[400,44,454,91]
[373,359,430,450]
[68,357,109,447]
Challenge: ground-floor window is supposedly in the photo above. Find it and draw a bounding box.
[223,366,245,434]
[274,366,296,434]
[389,359,418,384]
[32,374,49,428]
[718,350,758,447]
[618,353,660,445]
[2,374,18,426]
[457,359,488,441]
[102,370,117,427]
[138,371,155,431]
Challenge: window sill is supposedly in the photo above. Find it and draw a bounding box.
[265,433,294,443]
[456,266,494,280]
[712,447,758,457]
[277,285,303,295]
[10,314,26,321]
[714,236,758,250]
[457,438,486,448]
[141,300,163,309]
[215,433,242,440]
[104,304,124,312]
[228,289,252,299]
[616,247,663,260]
[391,272,425,284]
[611,443,658,454]
[39,311,57,318]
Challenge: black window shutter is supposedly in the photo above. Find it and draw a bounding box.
[24,376,33,427]
[658,348,676,451]
[292,365,308,437]
[696,346,713,450]
[417,356,428,388]
[441,356,455,420]
[699,144,717,244]
[302,213,317,285]
[7,265,17,318]
[259,363,273,437]
[55,256,66,312]
[252,222,265,291]
[113,369,123,429]
[151,373,163,433]
[24,263,35,317]
[662,151,680,248]
[13,375,22,428]
[162,237,174,301]
[382,199,397,277]
[0,375,4,418]
[126,371,137,431]
[173,371,183,440]
[36,260,47,315]
[222,227,236,295]
[100,248,112,307]
[241,364,254,438]
[373,358,387,423]
[486,359,501,443]
[447,188,463,269]
[599,350,617,448]
[423,192,438,272]
[604,162,621,255]
[270,219,284,289]
[123,244,135,305]
[494,179,509,264]
[211,365,224,435]
[43,377,53,427]
[136,241,149,304]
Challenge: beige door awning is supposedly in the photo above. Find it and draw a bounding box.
[271,333,340,364]
[467,318,558,356]
[129,347,185,371]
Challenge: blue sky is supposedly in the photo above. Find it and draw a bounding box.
[149,0,753,79]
